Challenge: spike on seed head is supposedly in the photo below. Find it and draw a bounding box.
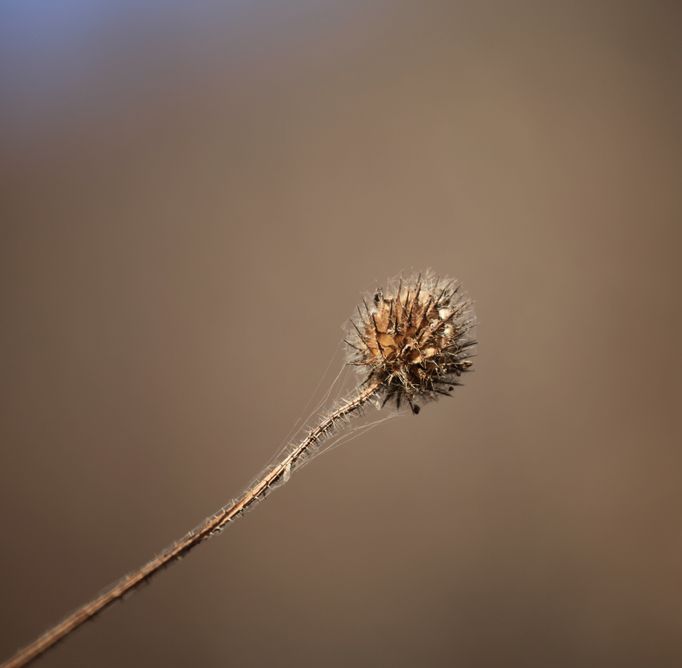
[346,270,476,414]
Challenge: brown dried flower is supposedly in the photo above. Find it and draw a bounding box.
[346,271,476,414]
[2,270,477,668]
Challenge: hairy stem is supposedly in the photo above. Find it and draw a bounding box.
[2,382,380,668]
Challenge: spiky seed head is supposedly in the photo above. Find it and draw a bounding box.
[345,271,477,414]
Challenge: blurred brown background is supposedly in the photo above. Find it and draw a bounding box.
[1,2,681,667]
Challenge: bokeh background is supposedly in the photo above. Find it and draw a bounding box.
[1,2,681,667]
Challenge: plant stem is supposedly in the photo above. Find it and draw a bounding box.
[2,382,380,668]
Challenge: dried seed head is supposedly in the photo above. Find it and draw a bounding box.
[345,271,476,414]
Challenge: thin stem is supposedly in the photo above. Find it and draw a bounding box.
[2,382,381,668]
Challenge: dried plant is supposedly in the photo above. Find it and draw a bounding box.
[2,270,476,668]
